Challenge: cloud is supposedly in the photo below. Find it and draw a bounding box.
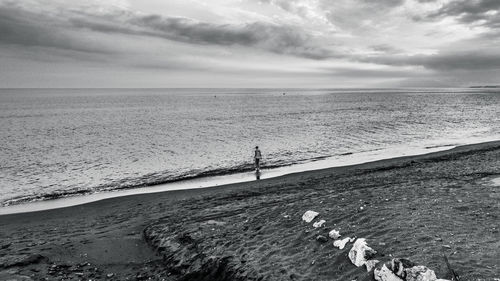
[359,49,500,71]
[419,0,500,29]
[90,13,337,59]
[0,3,110,54]
[0,1,336,60]
[370,44,404,55]
[1,0,499,87]
[323,66,424,78]
[319,0,405,30]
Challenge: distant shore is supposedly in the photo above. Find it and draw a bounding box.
[0,140,499,280]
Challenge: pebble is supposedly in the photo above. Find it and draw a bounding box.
[313,220,326,228]
[302,210,319,223]
[328,229,341,240]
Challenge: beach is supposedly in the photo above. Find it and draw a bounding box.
[0,141,499,281]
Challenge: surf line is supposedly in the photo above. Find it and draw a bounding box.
[0,144,457,215]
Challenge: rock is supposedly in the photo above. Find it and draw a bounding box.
[348,238,377,267]
[405,265,437,281]
[389,258,416,278]
[328,229,341,240]
[302,211,319,223]
[374,264,404,281]
[365,259,380,272]
[106,273,115,278]
[374,258,421,280]
[333,237,354,249]
[313,220,326,228]
[316,235,328,243]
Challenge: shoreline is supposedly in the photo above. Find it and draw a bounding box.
[0,140,498,280]
[2,137,498,215]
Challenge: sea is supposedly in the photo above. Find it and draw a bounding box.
[0,88,499,209]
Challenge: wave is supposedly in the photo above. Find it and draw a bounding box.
[1,138,480,208]
[1,151,364,207]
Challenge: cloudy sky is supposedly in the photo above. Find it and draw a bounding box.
[1,0,499,88]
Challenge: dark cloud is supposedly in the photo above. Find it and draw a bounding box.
[79,12,336,59]
[0,2,335,60]
[419,0,500,29]
[360,50,500,71]
[323,67,421,78]
[0,4,110,54]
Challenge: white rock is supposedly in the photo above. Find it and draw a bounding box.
[313,220,326,228]
[333,237,353,249]
[348,238,377,267]
[365,259,380,272]
[328,229,341,239]
[390,258,409,277]
[374,264,404,281]
[302,210,319,223]
[405,265,437,281]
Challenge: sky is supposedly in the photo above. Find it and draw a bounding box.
[0,0,499,88]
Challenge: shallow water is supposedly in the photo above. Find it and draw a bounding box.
[0,88,499,206]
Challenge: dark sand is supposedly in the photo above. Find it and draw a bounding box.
[0,141,499,281]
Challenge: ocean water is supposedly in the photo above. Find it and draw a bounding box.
[0,88,499,206]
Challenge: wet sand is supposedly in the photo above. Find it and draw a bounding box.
[0,141,499,280]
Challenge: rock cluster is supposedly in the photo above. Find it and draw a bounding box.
[299,210,450,281]
[373,259,445,281]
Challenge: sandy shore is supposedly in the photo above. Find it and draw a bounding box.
[0,141,499,280]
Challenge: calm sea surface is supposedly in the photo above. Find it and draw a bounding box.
[0,88,499,206]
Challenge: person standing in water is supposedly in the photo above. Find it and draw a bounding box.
[254,146,262,171]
